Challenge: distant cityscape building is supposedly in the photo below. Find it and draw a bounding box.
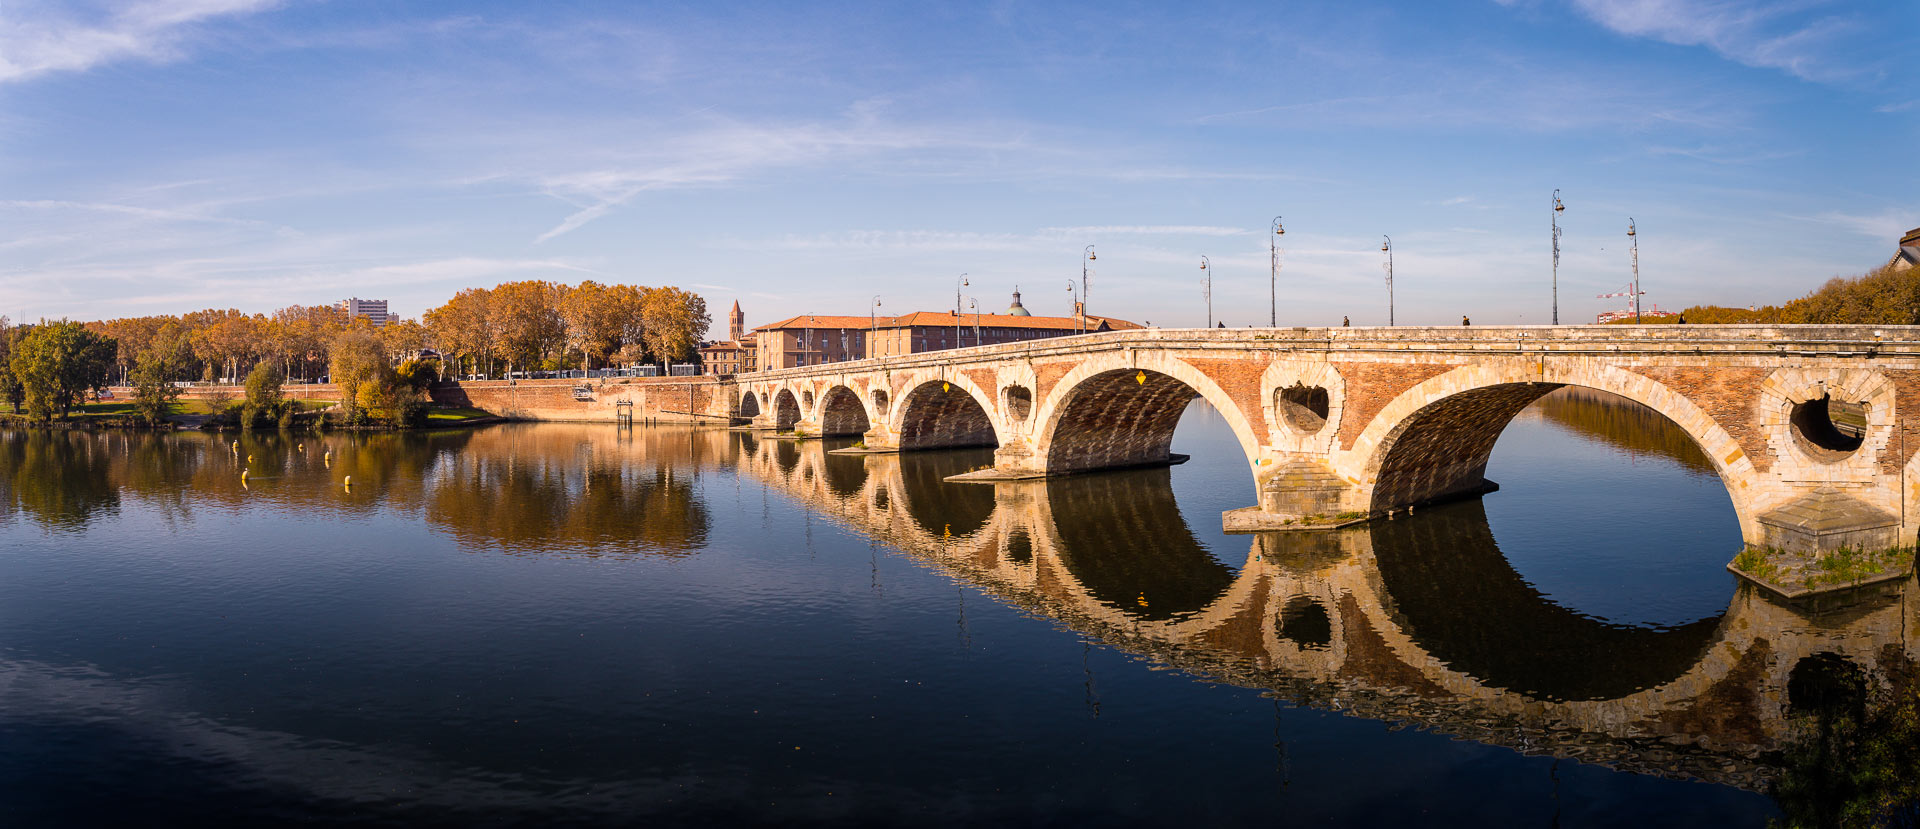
[698,300,757,375]
[747,291,1142,369]
[868,309,1140,358]
[336,297,390,327]
[1890,226,1920,272]
[1595,308,1679,324]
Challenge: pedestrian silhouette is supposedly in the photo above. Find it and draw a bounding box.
[1342,316,1350,327]
[1461,315,1471,326]
[1216,321,1225,328]
[1677,314,1687,325]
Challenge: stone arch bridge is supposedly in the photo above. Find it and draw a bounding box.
[723,326,1920,553]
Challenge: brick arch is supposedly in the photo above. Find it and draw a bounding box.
[1348,361,1758,527]
[1030,351,1268,475]
[737,390,761,419]
[818,385,871,436]
[892,376,1000,450]
[772,388,802,432]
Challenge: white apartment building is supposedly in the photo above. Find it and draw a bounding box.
[336,297,390,327]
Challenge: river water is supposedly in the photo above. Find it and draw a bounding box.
[1,390,1908,825]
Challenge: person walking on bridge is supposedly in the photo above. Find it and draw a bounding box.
[1461,315,1471,326]
[1342,316,1350,327]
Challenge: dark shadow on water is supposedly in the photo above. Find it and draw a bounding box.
[897,447,996,538]
[1044,468,1237,622]
[1371,498,1725,701]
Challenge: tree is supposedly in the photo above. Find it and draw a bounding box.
[330,329,387,421]
[131,350,183,427]
[380,318,429,362]
[10,320,117,421]
[490,281,566,377]
[242,361,286,428]
[395,358,439,390]
[640,287,711,365]
[188,310,259,383]
[562,281,645,368]
[0,318,20,413]
[425,287,495,380]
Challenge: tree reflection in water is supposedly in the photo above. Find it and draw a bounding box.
[0,424,715,558]
[0,430,120,531]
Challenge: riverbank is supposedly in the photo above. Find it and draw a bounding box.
[0,400,509,430]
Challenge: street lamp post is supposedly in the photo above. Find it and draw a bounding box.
[871,295,883,357]
[955,273,968,350]
[1067,280,1079,325]
[1552,189,1565,325]
[1200,255,1212,328]
[1628,219,1640,323]
[1381,235,1394,326]
[1081,245,1096,334]
[968,298,981,346]
[1270,216,1284,327]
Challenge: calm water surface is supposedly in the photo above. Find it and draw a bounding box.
[1,390,1905,825]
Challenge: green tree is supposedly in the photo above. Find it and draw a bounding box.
[130,351,183,427]
[242,361,285,428]
[395,358,439,390]
[9,321,116,422]
[0,319,21,414]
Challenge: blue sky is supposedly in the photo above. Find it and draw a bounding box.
[3,0,1916,331]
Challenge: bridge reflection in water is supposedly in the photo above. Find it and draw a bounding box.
[734,431,1918,792]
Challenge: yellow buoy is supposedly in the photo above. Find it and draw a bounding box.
[240,469,249,481]
[343,475,352,490]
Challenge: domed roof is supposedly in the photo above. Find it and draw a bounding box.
[1006,288,1031,317]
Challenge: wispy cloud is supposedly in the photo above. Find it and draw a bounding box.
[0,0,278,84]
[1797,209,1915,241]
[1877,100,1920,114]
[1039,225,1249,237]
[526,114,1028,244]
[2,198,275,228]
[1644,143,1802,165]
[1568,0,1868,82]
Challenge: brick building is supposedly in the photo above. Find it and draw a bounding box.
[698,300,757,375]
[869,310,1140,357]
[752,314,873,370]
[749,291,1142,368]
[1890,226,1920,272]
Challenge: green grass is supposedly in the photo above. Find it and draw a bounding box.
[0,398,341,423]
[1732,546,1781,583]
[425,406,496,422]
[1806,545,1916,588]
